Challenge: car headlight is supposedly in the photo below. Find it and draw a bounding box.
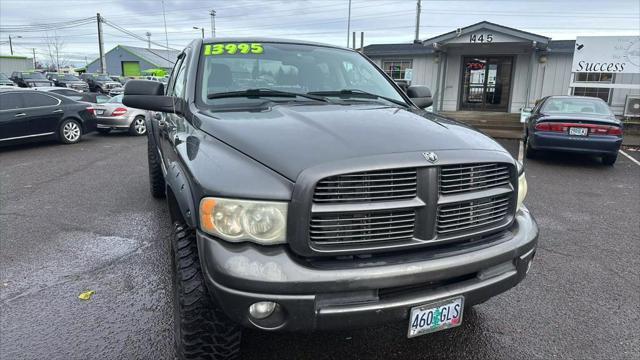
[516,161,527,212]
[199,197,287,245]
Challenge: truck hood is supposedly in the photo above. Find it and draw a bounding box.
[198,103,507,180]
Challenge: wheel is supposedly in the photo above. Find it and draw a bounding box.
[59,119,82,144]
[129,116,147,136]
[96,128,111,135]
[524,134,537,159]
[147,134,166,198]
[95,86,103,94]
[171,223,241,360]
[602,154,617,166]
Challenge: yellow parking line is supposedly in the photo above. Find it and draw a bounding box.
[619,150,640,166]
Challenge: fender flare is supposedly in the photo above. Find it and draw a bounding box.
[164,159,197,228]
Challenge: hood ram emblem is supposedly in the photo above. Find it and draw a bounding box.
[422,152,438,163]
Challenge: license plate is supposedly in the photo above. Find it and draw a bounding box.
[408,296,464,338]
[569,127,588,136]
[96,110,104,115]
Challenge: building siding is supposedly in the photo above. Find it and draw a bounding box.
[0,57,32,74]
[86,47,166,76]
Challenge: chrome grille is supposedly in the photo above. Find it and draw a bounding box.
[310,210,415,246]
[313,168,417,203]
[437,194,511,234]
[439,163,510,195]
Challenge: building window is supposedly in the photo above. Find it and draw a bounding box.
[573,72,613,103]
[382,59,412,80]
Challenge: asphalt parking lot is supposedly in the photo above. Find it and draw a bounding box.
[1,133,638,360]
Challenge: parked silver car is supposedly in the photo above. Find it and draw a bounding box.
[93,94,148,135]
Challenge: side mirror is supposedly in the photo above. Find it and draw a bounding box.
[407,85,433,109]
[522,107,532,113]
[123,80,180,114]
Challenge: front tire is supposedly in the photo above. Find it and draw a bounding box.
[129,116,147,136]
[147,133,166,198]
[602,154,617,166]
[59,119,82,144]
[171,223,241,360]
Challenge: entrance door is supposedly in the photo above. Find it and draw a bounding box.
[122,61,141,77]
[460,56,513,112]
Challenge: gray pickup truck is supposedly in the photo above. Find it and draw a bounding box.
[123,38,538,360]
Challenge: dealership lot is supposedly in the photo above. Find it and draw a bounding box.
[0,134,638,360]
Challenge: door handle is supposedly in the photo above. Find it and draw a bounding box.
[15,113,26,117]
[53,109,64,113]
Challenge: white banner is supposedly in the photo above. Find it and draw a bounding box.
[572,36,640,74]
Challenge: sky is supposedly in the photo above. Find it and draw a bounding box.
[0,0,639,67]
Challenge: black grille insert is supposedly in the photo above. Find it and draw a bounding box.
[439,163,510,195]
[437,194,511,234]
[310,210,416,246]
[313,168,417,203]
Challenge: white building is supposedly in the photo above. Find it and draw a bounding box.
[363,22,639,116]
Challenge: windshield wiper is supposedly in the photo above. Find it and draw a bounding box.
[307,89,408,107]
[207,88,328,102]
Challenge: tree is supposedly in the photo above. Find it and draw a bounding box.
[45,31,68,71]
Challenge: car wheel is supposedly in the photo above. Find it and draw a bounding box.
[129,116,147,136]
[59,119,83,144]
[524,135,537,159]
[96,128,111,135]
[96,87,103,94]
[171,223,241,360]
[602,154,617,166]
[147,133,166,198]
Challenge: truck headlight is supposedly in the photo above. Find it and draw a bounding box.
[516,161,527,212]
[199,197,287,245]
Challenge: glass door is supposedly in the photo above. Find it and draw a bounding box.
[460,56,513,112]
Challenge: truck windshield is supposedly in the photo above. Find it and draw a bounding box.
[63,75,80,81]
[24,73,46,79]
[96,75,112,81]
[198,42,406,107]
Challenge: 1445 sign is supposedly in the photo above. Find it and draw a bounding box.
[469,34,494,43]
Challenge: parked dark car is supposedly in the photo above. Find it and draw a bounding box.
[0,73,16,86]
[47,73,90,92]
[123,38,538,358]
[0,88,97,145]
[524,95,623,165]
[79,73,121,93]
[33,87,111,104]
[10,71,53,88]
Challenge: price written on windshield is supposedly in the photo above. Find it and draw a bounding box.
[469,34,494,43]
[204,43,264,55]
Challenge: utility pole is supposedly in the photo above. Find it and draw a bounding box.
[352,32,356,50]
[210,10,216,38]
[414,0,422,42]
[9,35,13,55]
[346,0,352,47]
[97,13,105,74]
[360,32,364,52]
[32,48,36,68]
[193,27,204,39]
[146,32,151,49]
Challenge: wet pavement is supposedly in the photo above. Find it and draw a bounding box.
[1,133,639,359]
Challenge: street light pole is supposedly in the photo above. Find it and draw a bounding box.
[146,32,151,49]
[346,0,351,47]
[193,27,204,39]
[211,10,217,38]
[8,35,21,55]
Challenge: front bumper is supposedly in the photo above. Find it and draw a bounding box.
[531,132,622,156]
[96,115,133,129]
[198,208,539,331]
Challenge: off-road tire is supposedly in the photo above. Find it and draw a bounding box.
[171,223,241,360]
[147,134,166,198]
[129,116,147,136]
[96,128,111,135]
[58,118,82,144]
[602,154,617,166]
